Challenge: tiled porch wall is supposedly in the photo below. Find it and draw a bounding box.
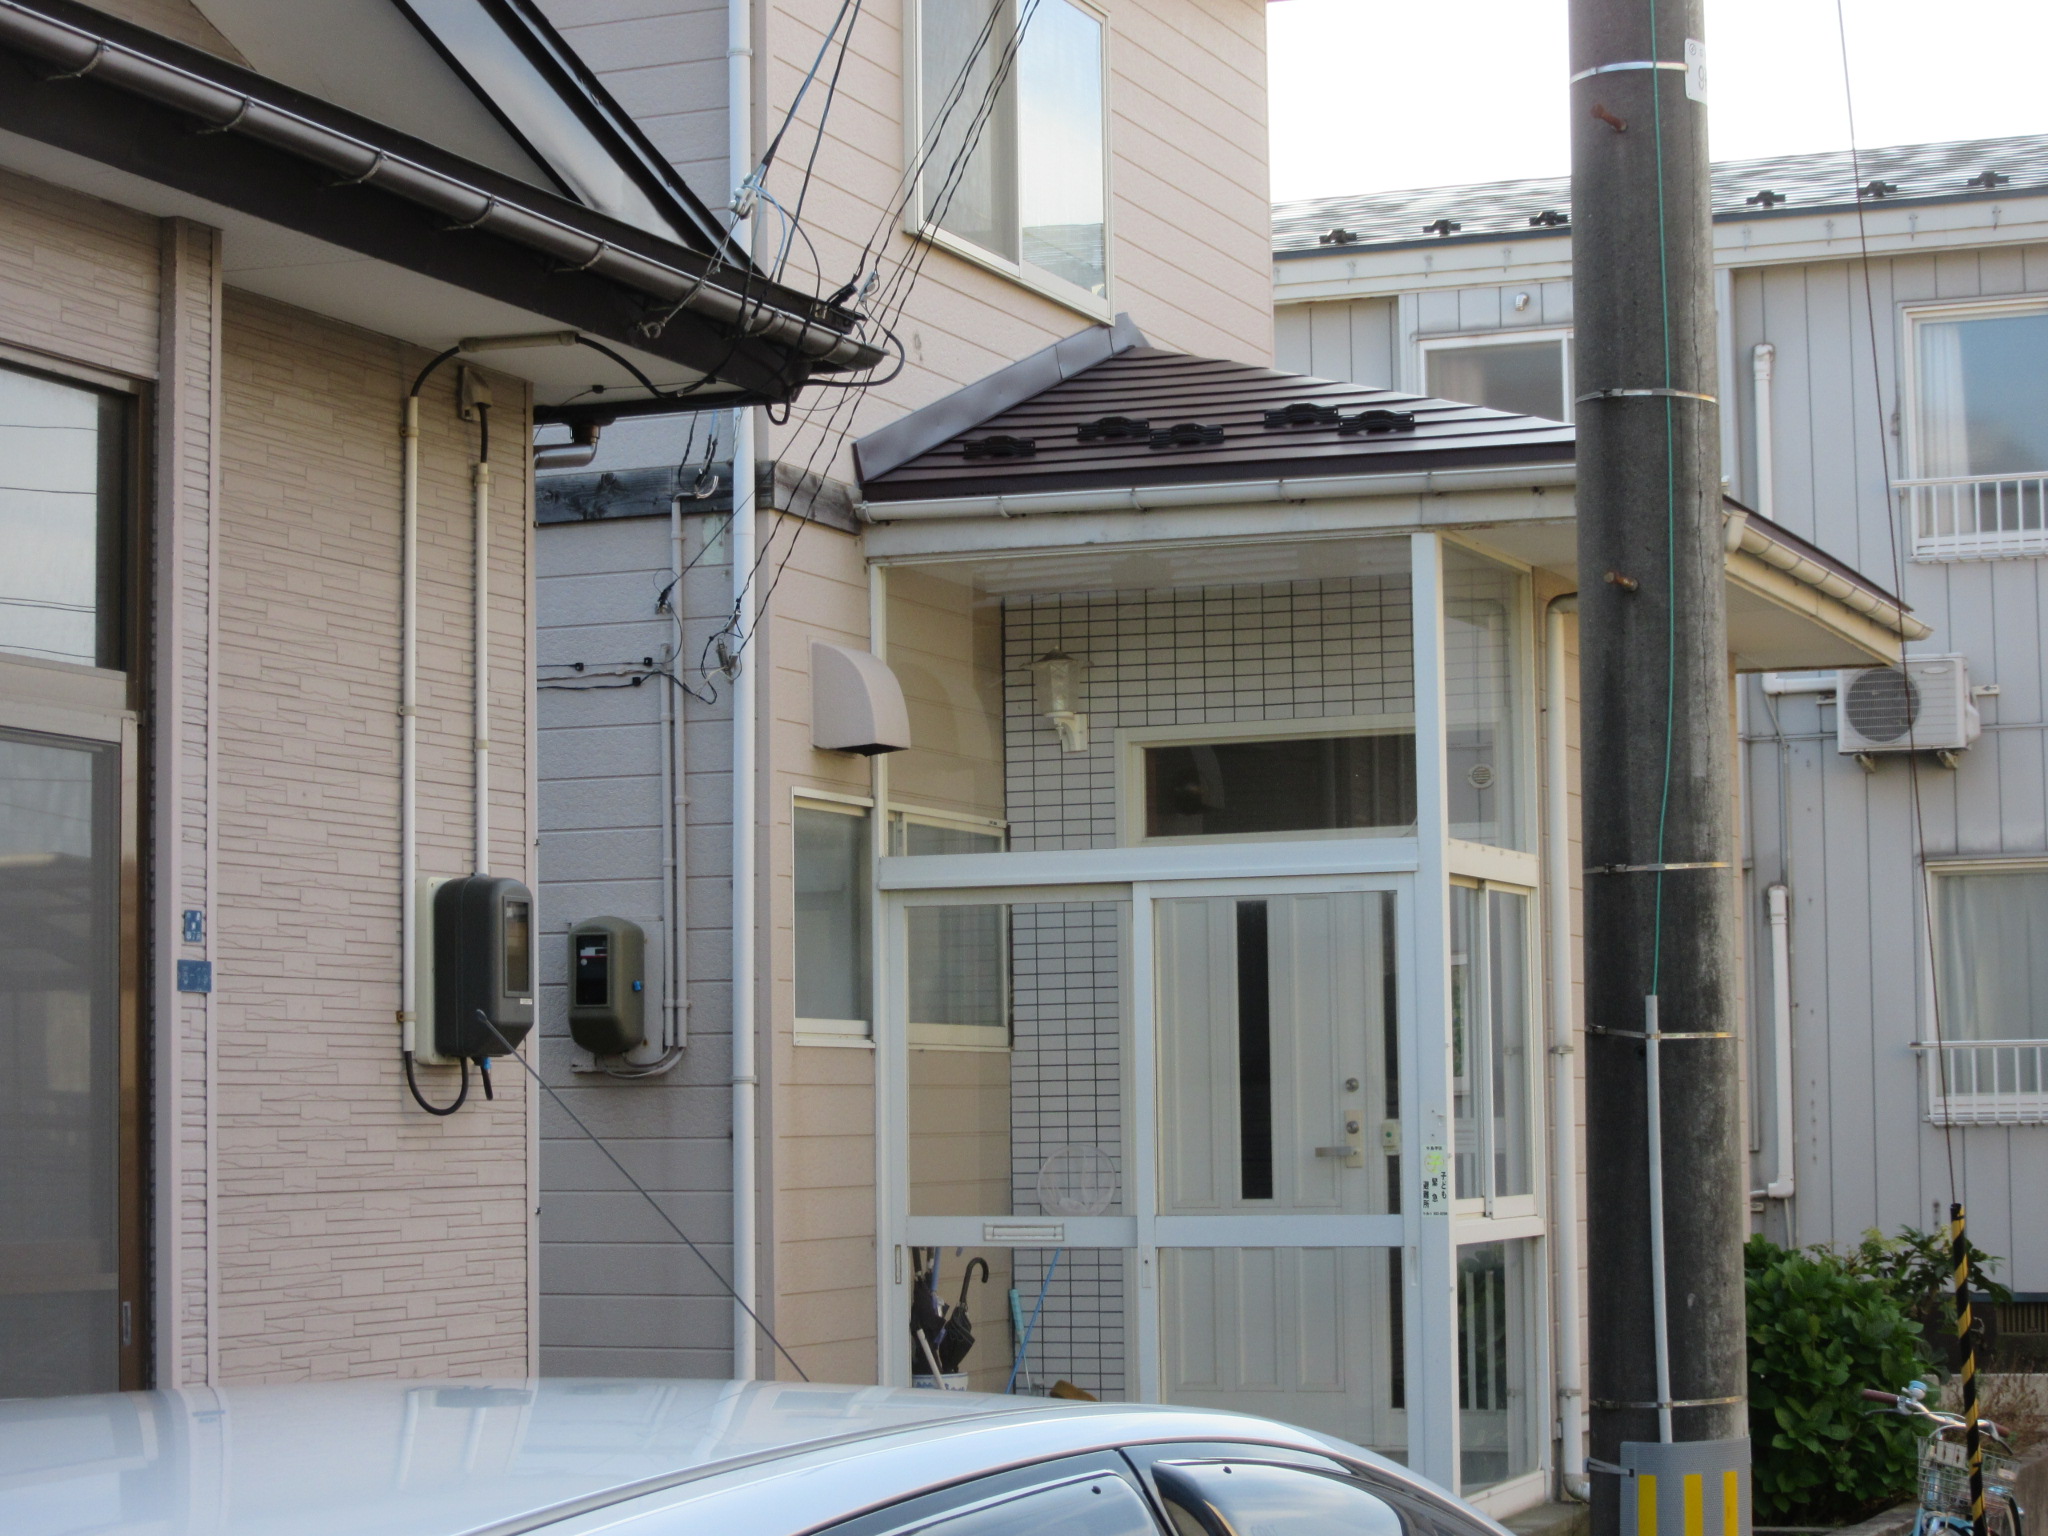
[991,576,1415,1399]
[1001,576,1417,850]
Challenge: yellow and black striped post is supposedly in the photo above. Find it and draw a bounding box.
[1952,1203,1985,1536]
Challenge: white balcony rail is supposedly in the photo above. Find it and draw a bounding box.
[1900,474,2048,561]
[1913,1039,2048,1125]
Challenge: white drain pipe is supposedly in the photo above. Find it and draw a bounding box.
[1544,594,1587,1497]
[473,410,491,876]
[400,393,422,1056]
[728,0,760,1384]
[1752,343,1776,519]
[1762,884,1796,1201]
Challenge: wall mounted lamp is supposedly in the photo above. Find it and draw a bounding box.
[1031,650,1090,752]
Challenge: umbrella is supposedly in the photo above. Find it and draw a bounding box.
[934,1257,989,1373]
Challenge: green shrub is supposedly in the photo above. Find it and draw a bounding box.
[1841,1226,2010,1361]
[1746,1235,1925,1525]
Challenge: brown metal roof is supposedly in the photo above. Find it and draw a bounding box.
[855,347,1575,504]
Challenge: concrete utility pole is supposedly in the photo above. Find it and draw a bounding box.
[1569,0,1751,1531]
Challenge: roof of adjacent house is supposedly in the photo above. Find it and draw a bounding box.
[855,345,1576,504]
[1274,132,2048,255]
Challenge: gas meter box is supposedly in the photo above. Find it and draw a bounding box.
[416,874,535,1063]
[567,917,646,1056]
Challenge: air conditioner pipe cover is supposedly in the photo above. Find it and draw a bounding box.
[811,642,911,755]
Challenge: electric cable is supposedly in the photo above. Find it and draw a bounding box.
[466,1010,811,1380]
[404,1049,469,1116]
[773,0,870,282]
[1831,0,1960,1200]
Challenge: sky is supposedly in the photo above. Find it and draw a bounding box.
[1267,0,2048,202]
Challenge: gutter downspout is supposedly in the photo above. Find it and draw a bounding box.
[728,0,760,1384]
[1761,884,1796,1201]
[400,392,422,1058]
[1752,343,1776,520]
[474,402,491,876]
[1544,594,1587,1499]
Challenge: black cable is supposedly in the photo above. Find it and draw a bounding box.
[575,335,670,399]
[411,345,463,399]
[466,1010,811,1380]
[404,1049,469,1116]
[478,1056,494,1101]
[476,399,489,462]
[773,0,870,281]
[755,0,862,183]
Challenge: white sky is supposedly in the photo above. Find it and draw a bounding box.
[1268,0,2048,202]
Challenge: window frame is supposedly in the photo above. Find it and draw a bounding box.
[1448,877,1541,1222]
[902,0,1116,321]
[1114,713,1422,848]
[1902,296,2048,483]
[1417,328,1575,423]
[0,346,146,1393]
[793,792,876,1047]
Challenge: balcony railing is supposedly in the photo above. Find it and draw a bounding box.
[1913,1039,2048,1126]
[1900,474,2048,561]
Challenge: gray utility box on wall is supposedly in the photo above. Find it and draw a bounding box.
[416,874,536,1064]
[567,917,646,1056]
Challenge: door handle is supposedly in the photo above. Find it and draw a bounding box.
[1314,1145,1354,1158]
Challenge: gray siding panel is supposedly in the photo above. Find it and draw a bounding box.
[536,511,740,1375]
[1736,243,2048,1286]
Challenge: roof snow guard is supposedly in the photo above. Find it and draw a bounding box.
[1274,131,2048,255]
[0,0,882,405]
[856,341,1574,513]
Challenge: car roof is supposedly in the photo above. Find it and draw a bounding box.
[0,1379,1439,1536]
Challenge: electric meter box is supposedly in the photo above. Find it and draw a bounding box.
[415,875,535,1064]
[567,917,647,1057]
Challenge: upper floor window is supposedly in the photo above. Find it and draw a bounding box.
[1911,303,2048,479]
[1932,864,2048,1041]
[1423,333,1573,423]
[0,363,131,670]
[913,0,1108,303]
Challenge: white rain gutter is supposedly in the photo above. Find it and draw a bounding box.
[1544,594,1587,1500]
[1759,884,1796,1201]
[0,0,875,370]
[727,0,760,1384]
[1726,513,1931,640]
[858,460,1581,521]
[1752,343,1776,520]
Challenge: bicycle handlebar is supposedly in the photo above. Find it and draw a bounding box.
[1863,1389,1900,1404]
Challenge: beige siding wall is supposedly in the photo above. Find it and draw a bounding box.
[762,527,877,1382]
[210,290,535,1380]
[0,163,537,1381]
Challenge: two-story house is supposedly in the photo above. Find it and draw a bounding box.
[1272,132,2048,1324]
[526,5,1936,1512]
[0,0,863,1401]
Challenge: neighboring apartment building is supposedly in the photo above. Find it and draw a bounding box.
[1271,134,2048,1300]
[0,0,862,1399]
[526,3,1931,1510]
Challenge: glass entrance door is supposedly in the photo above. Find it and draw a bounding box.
[1154,889,1406,1460]
[0,727,128,1395]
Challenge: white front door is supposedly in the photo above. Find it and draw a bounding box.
[1155,890,1406,1457]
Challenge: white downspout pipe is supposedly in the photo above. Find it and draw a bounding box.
[1544,594,1587,1498]
[728,0,760,1384]
[1752,342,1776,520]
[400,394,421,1057]
[1763,884,1796,1201]
[474,414,491,876]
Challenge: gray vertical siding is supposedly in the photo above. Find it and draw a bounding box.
[1733,245,2048,1287]
[536,494,738,1377]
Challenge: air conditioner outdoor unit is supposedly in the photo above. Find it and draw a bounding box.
[1835,655,1981,756]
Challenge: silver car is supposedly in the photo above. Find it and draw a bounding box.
[0,1379,1512,1536]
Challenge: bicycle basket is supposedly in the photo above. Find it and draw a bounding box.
[1920,1433,2019,1517]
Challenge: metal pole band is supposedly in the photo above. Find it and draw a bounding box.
[1590,1393,1746,1410]
[1569,59,1687,82]
[1587,861,1730,875]
[1576,388,1719,404]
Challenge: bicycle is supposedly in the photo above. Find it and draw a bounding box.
[1863,1381,2026,1536]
